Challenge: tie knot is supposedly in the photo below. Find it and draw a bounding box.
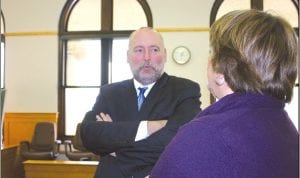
[138,87,148,96]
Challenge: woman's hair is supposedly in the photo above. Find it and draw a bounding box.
[210,9,298,102]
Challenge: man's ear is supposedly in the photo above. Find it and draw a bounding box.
[215,74,225,86]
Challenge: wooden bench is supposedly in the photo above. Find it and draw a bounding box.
[23,160,98,178]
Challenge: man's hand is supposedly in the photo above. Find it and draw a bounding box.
[96,112,112,122]
[147,120,167,135]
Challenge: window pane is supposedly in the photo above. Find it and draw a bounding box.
[216,0,251,20]
[65,88,99,135]
[67,40,101,86]
[113,0,147,30]
[111,39,132,82]
[264,0,298,27]
[68,0,101,31]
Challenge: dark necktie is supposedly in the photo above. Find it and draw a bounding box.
[137,87,147,111]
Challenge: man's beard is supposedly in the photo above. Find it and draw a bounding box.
[132,63,163,85]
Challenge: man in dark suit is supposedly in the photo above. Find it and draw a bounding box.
[80,27,201,178]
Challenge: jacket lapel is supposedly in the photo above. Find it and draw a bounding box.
[137,73,169,120]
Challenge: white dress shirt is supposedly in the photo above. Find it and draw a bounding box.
[134,79,155,141]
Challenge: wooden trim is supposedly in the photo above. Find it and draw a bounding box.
[4,27,210,37]
[4,31,58,36]
[3,112,59,147]
[156,27,210,32]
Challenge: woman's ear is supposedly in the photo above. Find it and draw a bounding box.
[215,74,225,86]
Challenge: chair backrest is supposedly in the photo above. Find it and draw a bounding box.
[31,122,55,151]
[72,123,88,151]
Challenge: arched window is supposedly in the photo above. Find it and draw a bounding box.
[210,0,299,129]
[1,12,5,89]
[58,0,152,138]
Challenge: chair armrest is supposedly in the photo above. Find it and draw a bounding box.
[54,140,62,153]
[55,140,62,144]
[64,140,73,152]
[19,141,30,156]
[64,140,72,144]
[20,141,30,151]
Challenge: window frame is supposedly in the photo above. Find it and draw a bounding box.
[58,0,152,139]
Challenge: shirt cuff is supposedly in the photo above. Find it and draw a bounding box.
[135,121,148,141]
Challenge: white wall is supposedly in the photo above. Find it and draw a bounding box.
[150,0,214,109]
[2,0,71,112]
[5,36,58,111]
[2,0,214,112]
[2,0,66,112]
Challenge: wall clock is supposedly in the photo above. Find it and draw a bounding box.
[172,46,191,65]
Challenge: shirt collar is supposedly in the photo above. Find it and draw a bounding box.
[133,79,155,97]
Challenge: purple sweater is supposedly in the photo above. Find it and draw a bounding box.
[150,92,299,178]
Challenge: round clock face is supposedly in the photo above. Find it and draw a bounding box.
[172,46,191,64]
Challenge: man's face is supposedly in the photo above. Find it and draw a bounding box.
[127,29,167,85]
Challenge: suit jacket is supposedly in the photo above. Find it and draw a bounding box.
[80,73,201,178]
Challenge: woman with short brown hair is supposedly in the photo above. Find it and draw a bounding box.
[150,9,298,178]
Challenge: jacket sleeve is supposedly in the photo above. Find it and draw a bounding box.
[145,83,201,146]
[80,112,140,156]
[80,85,141,156]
